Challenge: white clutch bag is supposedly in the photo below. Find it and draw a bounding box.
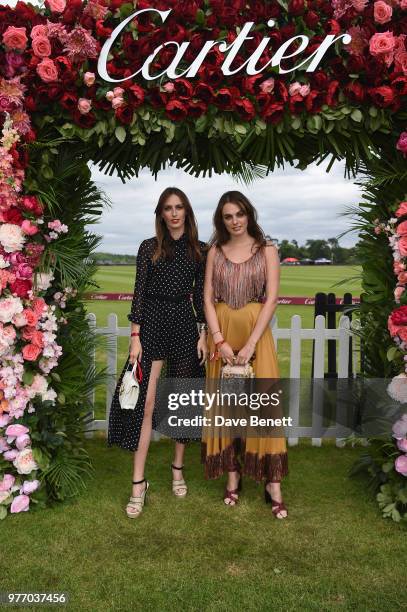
[119,361,143,410]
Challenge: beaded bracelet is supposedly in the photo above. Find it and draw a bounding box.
[130,332,140,337]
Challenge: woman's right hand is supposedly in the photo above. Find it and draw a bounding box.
[219,341,235,365]
[129,337,142,364]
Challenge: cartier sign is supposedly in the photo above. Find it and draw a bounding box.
[97,8,351,83]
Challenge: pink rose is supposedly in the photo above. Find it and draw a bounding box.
[352,0,368,11]
[395,454,407,476]
[22,343,41,361]
[289,82,301,96]
[2,325,16,343]
[31,331,44,348]
[46,0,66,13]
[77,98,92,114]
[3,450,18,461]
[369,31,396,56]
[396,202,407,218]
[0,437,10,452]
[106,91,114,102]
[395,286,406,302]
[21,220,39,236]
[397,132,407,156]
[10,494,30,513]
[31,25,48,39]
[21,479,40,495]
[113,87,124,97]
[397,221,407,236]
[260,78,275,94]
[6,424,29,438]
[84,72,95,86]
[12,311,27,327]
[16,263,33,280]
[398,236,407,257]
[32,297,46,317]
[388,317,402,337]
[0,473,15,491]
[112,96,124,109]
[23,309,39,327]
[2,26,28,51]
[32,35,52,58]
[13,448,38,475]
[36,58,58,83]
[163,82,175,93]
[401,0,407,8]
[374,1,392,24]
[299,84,310,97]
[16,434,31,451]
[397,438,407,452]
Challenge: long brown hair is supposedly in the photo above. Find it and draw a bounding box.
[153,187,202,263]
[210,191,267,248]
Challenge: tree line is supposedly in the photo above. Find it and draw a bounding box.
[91,238,358,265]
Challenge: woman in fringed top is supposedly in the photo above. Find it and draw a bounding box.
[202,191,288,519]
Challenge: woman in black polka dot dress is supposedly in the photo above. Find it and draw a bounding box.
[108,187,207,518]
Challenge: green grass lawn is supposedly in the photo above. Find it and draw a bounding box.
[1,438,405,611]
[85,266,362,420]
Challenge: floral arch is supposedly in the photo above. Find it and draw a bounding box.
[0,0,407,518]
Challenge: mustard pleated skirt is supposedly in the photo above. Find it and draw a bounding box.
[202,302,288,482]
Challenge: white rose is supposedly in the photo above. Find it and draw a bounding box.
[387,374,407,403]
[0,224,26,252]
[0,490,11,504]
[13,448,38,475]
[0,296,23,323]
[35,272,54,291]
[0,255,9,268]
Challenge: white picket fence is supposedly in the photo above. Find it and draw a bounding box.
[86,313,356,447]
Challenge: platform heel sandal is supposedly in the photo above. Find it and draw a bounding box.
[126,478,149,518]
[171,464,188,497]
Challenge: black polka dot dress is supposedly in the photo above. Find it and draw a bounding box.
[108,234,206,451]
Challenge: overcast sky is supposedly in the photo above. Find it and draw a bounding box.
[9,0,363,254]
[90,161,362,254]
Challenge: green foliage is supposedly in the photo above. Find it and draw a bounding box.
[350,439,407,523]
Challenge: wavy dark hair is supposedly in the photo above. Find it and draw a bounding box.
[210,190,267,249]
[153,187,202,263]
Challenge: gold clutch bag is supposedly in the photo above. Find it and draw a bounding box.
[221,363,255,378]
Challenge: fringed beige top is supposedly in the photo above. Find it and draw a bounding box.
[213,245,267,309]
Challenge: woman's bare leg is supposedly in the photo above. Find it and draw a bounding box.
[131,359,163,497]
[266,482,287,518]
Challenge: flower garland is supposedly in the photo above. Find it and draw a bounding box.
[0,113,71,517]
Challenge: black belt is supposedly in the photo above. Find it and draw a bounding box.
[146,292,191,303]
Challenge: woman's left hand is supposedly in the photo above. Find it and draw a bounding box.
[235,342,255,365]
[197,334,208,365]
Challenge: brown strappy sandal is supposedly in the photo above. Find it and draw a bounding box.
[264,483,288,519]
[223,471,242,506]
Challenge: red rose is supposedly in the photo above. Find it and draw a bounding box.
[241,75,264,95]
[128,84,145,108]
[203,69,224,89]
[165,100,188,121]
[390,305,407,326]
[274,80,288,103]
[305,90,326,113]
[326,80,339,106]
[261,102,284,124]
[325,19,341,36]
[288,0,305,16]
[369,86,395,108]
[194,82,215,103]
[148,87,168,108]
[25,96,37,112]
[3,207,22,224]
[344,82,365,104]
[216,87,239,111]
[391,77,407,97]
[21,195,43,216]
[304,11,319,29]
[95,20,113,39]
[72,110,96,128]
[312,71,329,90]
[188,100,207,118]
[173,79,193,99]
[289,94,305,114]
[235,98,256,121]
[347,56,366,74]
[10,278,32,298]
[60,92,78,111]
[115,105,133,125]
